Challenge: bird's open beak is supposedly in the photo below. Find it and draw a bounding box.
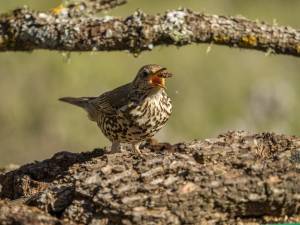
[149,75,166,88]
[149,68,172,89]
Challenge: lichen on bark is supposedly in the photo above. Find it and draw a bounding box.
[0,3,299,56]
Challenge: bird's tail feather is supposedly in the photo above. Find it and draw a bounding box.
[59,97,95,108]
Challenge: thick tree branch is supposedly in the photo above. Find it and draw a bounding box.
[1,131,300,224]
[0,200,62,225]
[0,5,300,56]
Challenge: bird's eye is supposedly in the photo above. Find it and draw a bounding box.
[142,70,149,78]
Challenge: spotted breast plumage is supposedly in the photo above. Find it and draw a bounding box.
[59,64,173,155]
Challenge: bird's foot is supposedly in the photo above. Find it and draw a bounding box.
[131,143,146,157]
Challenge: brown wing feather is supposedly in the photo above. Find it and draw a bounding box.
[89,83,132,115]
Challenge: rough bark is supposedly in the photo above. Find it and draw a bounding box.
[0,131,300,224]
[0,4,299,56]
[0,200,68,225]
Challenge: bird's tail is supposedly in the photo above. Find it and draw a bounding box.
[59,97,95,108]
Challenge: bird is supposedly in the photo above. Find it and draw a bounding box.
[59,64,173,155]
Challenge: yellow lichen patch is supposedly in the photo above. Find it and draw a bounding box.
[249,36,257,46]
[212,35,223,43]
[296,44,300,53]
[221,35,230,42]
[241,35,257,46]
[212,35,218,42]
[212,35,220,42]
[51,4,65,15]
[213,34,231,43]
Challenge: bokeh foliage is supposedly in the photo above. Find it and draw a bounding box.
[0,0,300,166]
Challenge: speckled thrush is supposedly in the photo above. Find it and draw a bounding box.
[59,64,173,155]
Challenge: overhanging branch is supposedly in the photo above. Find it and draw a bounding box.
[0,3,299,56]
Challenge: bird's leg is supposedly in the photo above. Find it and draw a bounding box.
[111,141,121,153]
[131,142,142,156]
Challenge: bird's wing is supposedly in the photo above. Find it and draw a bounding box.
[89,83,133,115]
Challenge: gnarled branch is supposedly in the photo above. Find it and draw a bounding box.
[0,2,299,56]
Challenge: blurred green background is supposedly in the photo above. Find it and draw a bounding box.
[0,0,299,166]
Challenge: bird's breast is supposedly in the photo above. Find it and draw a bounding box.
[129,91,172,130]
[97,90,172,142]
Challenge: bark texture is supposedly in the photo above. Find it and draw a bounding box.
[0,131,300,224]
[0,200,66,225]
[0,3,299,56]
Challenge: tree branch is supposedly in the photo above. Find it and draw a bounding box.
[0,4,299,56]
[1,131,300,224]
[0,200,62,225]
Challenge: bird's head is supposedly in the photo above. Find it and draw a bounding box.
[132,64,173,92]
